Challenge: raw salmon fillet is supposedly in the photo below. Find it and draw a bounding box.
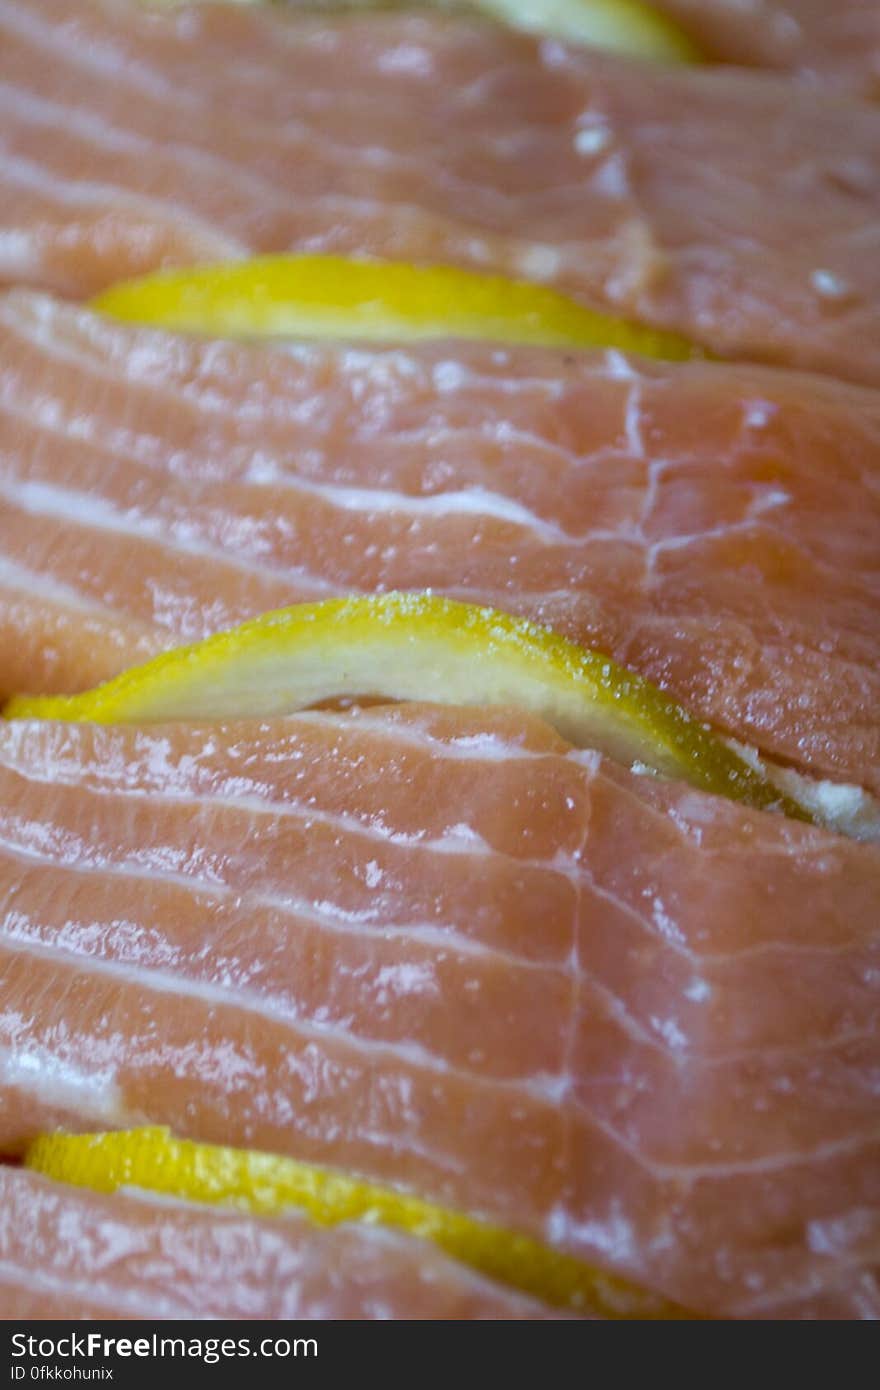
[0,1167,552,1318]
[1,1,880,384]
[0,703,878,1318]
[1,290,878,796]
[653,0,880,98]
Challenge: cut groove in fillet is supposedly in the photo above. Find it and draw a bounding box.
[25,1126,694,1318]
[90,254,698,360]
[4,592,808,821]
[142,0,700,64]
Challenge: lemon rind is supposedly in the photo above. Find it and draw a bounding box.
[91,254,697,361]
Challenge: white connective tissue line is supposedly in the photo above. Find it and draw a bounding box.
[245,468,573,544]
[0,1258,185,1320]
[0,476,348,593]
[0,752,509,859]
[0,552,111,613]
[0,1042,122,1121]
[0,930,566,1102]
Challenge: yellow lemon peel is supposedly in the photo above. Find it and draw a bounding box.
[5,592,807,820]
[25,1126,694,1318]
[91,254,697,361]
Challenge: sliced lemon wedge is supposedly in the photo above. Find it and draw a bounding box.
[463,0,698,60]
[91,254,696,360]
[4,593,806,819]
[25,1126,692,1318]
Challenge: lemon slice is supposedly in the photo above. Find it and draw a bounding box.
[25,1126,692,1318]
[91,254,696,360]
[4,593,806,819]
[462,0,698,60]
